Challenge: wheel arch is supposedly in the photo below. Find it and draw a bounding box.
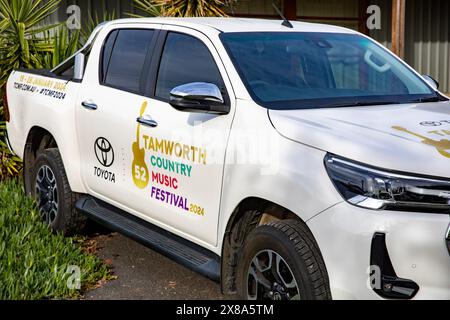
[23,125,86,194]
[220,196,323,295]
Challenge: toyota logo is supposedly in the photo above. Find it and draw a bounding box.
[94,137,115,167]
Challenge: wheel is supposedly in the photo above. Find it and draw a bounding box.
[30,148,86,235]
[236,219,331,300]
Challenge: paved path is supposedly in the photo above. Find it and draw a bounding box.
[85,232,225,300]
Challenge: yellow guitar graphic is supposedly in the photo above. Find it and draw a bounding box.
[392,126,450,158]
[132,101,150,189]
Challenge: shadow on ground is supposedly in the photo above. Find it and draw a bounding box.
[84,230,225,300]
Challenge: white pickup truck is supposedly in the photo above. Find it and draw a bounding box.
[4,18,450,300]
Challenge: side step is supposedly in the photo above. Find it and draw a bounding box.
[76,197,220,282]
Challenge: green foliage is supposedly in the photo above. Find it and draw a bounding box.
[80,10,116,44]
[129,0,161,17]
[0,0,62,83]
[132,0,234,17]
[0,108,21,180]
[0,179,111,299]
[0,0,83,181]
[39,26,81,69]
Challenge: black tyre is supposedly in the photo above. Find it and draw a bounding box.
[236,219,331,300]
[30,148,86,235]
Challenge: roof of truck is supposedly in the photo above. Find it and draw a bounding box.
[107,17,358,34]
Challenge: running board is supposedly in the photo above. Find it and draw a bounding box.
[76,197,220,282]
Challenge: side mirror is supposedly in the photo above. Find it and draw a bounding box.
[422,75,439,90]
[73,53,85,81]
[169,82,229,115]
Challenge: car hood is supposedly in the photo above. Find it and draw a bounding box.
[269,101,450,178]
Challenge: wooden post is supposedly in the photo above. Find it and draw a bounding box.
[391,0,406,58]
[283,0,297,21]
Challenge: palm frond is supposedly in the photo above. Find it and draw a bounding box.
[80,10,116,45]
[129,0,161,17]
[130,0,234,18]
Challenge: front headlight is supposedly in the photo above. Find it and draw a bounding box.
[325,154,450,214]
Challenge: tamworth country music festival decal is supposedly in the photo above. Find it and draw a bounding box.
[132,101,207,216]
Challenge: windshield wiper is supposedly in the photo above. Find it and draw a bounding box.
[414,95,447,103]
[327,101,400,108]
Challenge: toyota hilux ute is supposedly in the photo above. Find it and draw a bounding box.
[4,18,450,300]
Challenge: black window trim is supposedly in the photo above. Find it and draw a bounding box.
[144,30,167,99]
[99,29,119,84]
[149,30,231,107]
[98,27,160,96]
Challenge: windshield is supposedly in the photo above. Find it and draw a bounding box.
[220,32,439,110]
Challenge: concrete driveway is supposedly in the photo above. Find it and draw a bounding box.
[85,232,225,300]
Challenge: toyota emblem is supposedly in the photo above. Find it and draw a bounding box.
[94,137,115,167]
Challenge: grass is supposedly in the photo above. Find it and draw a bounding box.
[0,179,111,300]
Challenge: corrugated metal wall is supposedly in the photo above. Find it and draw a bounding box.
[405,0,450,93]
[369,0,450,93]
[48,0,450,93]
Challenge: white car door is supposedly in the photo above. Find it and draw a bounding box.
[75,25,161,214]
[131,26,236,246]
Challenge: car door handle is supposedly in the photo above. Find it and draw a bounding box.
[137,117,158,128]
[82,101,98,111]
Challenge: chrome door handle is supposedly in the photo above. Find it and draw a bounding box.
[82,101,98,110]
[137,117,158,128]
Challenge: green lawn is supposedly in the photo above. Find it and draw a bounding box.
[0,179,110,300]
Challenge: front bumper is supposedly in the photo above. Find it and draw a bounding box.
[307,202,450,300]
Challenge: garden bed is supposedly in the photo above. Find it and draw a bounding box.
[0,179,111,300]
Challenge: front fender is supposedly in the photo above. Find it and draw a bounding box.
[218,100,342,248]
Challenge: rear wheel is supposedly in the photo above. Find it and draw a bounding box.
[236,219,331,300]
[30,149,86,235]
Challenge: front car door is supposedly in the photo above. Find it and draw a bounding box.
[133,26,236,246]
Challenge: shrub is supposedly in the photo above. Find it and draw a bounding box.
[0,0,82,181]
[131,0,234,17]
[0,179,110,299]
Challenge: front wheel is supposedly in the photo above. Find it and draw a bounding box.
[236,219,331,300]
[30,148,86,235]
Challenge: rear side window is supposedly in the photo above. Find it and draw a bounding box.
[156,32,224,100]
[102,29,154,93]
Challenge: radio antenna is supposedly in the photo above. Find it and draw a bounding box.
[272,3,293,28]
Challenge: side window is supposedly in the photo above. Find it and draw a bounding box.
[103,29,154,93]
[156,32,224,100]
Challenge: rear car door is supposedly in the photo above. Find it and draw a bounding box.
[75,25,161,214]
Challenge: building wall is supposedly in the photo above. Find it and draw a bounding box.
[49,0,450,92]
[296,0,360,30]
[369,0,449,93]
[405,0,449,93]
